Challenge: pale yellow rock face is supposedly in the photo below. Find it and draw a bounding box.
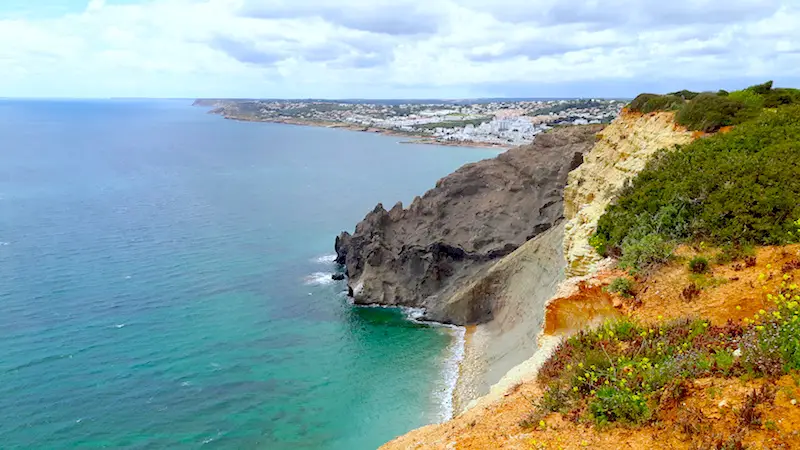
[563,111,694,276]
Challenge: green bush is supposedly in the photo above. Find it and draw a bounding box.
[606,277,635,298]
[748,80,773,95]
[538,382,573,413]
[628,93,684,113]
[689,256,710,274]
[628,93,660,112]
[642,95,684,113]
[714,243,755,265]
[739,283,800,375]
[714,349,735,373]
[675,93,754,132]
[530,283,799,430]
[763,88,800,108]
[619,233,674,274]
[590,387,651,425]
[731,81,800,109]
[668,90,700,100]
[629,83,800,133]
[589,233,609,257]
[728,89,765,110]
[595,106,800,266]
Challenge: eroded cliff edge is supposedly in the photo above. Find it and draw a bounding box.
[335,124,604,324]
[563,110,694,276]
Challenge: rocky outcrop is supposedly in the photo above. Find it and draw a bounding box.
[563,111,694,276]
[335,124,604,324]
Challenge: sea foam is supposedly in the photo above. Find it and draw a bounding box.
[435,324,466,422]
[313,254,337,264]
[304,272,335,285]
[347,300,466,422]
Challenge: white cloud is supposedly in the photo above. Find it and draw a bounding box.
[86,0,106,12]
[1,0,799,98]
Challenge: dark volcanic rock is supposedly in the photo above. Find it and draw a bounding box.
[335,125,604,324]
[331,273,346,281]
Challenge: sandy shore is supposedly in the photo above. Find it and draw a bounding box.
[446,225,569,416]
[452,326,485,414]
[452,326,563,414]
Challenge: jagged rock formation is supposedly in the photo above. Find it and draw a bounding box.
[563,111,694,276]
[335,125,603,324]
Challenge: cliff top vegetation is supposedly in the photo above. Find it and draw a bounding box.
[627,81,800,132]
[591,82,800,274]
[384,245,800,449]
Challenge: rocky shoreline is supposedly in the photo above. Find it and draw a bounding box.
[334,125,604,413]
[334,124,603,325]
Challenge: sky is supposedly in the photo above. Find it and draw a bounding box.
[1,0,800,99]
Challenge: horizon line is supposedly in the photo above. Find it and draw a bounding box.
[0,96,632,101]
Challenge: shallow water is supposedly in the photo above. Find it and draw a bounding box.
[0,99,496,449]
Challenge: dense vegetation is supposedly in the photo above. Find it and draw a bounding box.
[627,81,800,132]
[524,279,800,433]
[593,89,800,273]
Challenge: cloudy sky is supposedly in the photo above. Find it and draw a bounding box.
[2,0,799,98]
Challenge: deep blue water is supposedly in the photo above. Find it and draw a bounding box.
[0,100,496,449]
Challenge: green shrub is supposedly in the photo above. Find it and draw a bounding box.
[689,256,710,274]
[675,93,755,132]
[748,80,773,95]
[668,90,700,100]
[589,233,609,257]
[595,106,800,260]
[791,217,800,243]
[628,93,684,113]
[606,317,643,340]
[530,283,799,431]
[714,349,735,372]
[537,382,573,413]
[589,387,651,425]
[728,89,765,110]
[618,233,674,274]
[763,88,800,108]
[628,93,661,112]
[606,277,635,298]
[714,244,755,265]
[642,95,684,113]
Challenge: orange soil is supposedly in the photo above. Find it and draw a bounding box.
[543,284,620,336]
[382,245,800,449]
[630,245,800,327]
[384,374,800,450]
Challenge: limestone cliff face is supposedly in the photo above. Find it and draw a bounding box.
[335,125,603,324]
[563,111,694,276]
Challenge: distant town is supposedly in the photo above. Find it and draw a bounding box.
[193,98,625,148]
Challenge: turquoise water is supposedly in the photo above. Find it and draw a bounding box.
[0,100,496,449]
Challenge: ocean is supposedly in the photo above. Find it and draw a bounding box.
[0,100,497,449]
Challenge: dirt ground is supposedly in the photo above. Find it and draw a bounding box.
[382,245,800,450]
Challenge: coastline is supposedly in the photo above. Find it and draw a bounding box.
[209,112,509,150]
[452,325,486,414]
[342,299,469,422]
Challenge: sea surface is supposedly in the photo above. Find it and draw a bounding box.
[0,100,497,449]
